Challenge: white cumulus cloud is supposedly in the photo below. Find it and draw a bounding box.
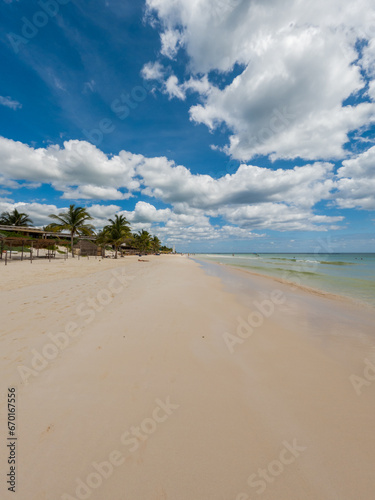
[0,137,140,200]
[146,0,375,161]
[336,146,375,210]
[1,136,372,235]
[141,61,165,81]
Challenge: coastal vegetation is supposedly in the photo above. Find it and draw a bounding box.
[0,208,33,227]
[97,214,132,259]
[1,204,173,257]
[46,205,95,258]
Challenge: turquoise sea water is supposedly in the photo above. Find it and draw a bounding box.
[194,253,375,307]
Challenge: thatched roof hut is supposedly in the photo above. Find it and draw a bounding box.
[73,239,100,257]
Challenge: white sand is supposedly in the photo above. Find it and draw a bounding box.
[1,255,375,500]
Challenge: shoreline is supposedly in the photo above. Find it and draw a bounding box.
[193,256,375,312]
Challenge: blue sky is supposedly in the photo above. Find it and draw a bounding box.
[0,0,374,252]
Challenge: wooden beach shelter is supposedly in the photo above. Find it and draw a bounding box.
[0,235,69,265]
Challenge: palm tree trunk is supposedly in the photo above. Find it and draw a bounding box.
[71,233,74,258]
[115,245,118,259]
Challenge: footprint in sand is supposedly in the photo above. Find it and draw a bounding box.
[41,424,54,440]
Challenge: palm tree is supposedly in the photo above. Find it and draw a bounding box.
[150,235,161,254]
[101,214,131,259]
[161,245,173,253]
[133,229,151,254]
[0,208,33,226]
[47,205,94,257]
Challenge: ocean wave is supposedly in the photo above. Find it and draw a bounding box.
[319,261,356,266]
[270,257,296,262]
[270,257,320,264]
[274,267,319,276]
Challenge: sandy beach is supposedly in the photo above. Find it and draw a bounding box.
[1,255,375,500]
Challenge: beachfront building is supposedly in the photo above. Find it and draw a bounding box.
[0,224,95,242]
[0,224,96,263]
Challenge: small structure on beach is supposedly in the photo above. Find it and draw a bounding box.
[0,224,99,264]
[73,239,101,257]
[0,235,69,264]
